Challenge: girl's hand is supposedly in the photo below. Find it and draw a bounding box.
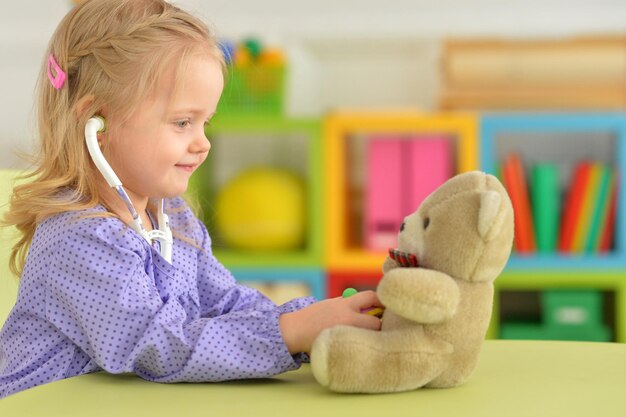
[279,290,384,354]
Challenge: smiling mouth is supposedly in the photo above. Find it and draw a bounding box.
[175,164,197,172]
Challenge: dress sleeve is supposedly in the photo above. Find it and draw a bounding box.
[43,218,313,383]
[193,216,316,315]
[192,216,317,364]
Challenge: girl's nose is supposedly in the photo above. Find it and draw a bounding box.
[192,129,211,154]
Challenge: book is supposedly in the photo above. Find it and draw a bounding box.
[599,175,618,253]
[502,153,536,253]
[531,163,560,253]
[558,162,593,253]
[572,163,603,252]
[584,165,612,253]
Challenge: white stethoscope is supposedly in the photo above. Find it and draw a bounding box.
[85,116,173,263]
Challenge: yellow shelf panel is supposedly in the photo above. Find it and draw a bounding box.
[324,110,479,270]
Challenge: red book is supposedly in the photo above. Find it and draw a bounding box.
[558,162,593,253]
[599,177,618,253]
[502,153,536,253]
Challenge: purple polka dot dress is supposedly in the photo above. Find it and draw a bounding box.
[0,197,314,398]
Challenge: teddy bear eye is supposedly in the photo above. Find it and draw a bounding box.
[423,217,430,229]
[400,222,406,232]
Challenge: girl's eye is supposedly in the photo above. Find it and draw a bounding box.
[175,120,191,129]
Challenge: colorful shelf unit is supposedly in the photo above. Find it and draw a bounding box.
[185,110,626,344]
[481,112,626,342]
[324,110,478,272]
[190,115,323,270]
[481,113,626,267]
[488,271,626,342]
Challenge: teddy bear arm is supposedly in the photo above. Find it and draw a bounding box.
[377,268,460,323]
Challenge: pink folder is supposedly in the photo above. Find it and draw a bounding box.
[405,136,453,212]
[364,135,453,252]
[365,138,404,251]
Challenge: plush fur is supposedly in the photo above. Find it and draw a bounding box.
[311,171,514,393]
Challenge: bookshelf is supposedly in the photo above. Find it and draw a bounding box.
[187,111,626,342]
[179,35,626,342]
[481,112,626,342]
[481,113,626,267]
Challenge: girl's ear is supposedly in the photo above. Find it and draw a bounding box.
[75,95,109,144]
[75,94,95,118]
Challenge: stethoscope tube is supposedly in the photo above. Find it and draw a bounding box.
[85,117,173,263]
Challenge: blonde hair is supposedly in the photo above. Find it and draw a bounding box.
[3,0,224,277]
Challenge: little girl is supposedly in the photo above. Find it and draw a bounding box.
[0,0,382,398]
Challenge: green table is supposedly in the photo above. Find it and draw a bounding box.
[2,340,625,417]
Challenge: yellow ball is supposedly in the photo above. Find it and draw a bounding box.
[216,167,306,250]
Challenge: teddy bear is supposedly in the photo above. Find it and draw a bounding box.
[310,171,514,393]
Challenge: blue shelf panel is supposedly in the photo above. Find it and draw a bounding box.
[481,112,626,174]
[230,267,326,300]
[505,254,626,270]
[480,112,626,267]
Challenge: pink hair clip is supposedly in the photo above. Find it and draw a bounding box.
[47,54,66,90]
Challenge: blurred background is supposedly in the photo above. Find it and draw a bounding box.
[1,1,625,342]
[1,0,625,167]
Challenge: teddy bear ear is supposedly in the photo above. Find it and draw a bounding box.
[478,191,503,240]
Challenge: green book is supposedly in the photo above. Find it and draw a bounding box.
[531,163,560,253]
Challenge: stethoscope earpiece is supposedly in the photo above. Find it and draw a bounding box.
[84,116,173,263]
[93,115,106,133]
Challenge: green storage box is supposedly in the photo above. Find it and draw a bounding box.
[541,290,604,327]
[500,322,548,340]
[500,322,612,342]
[541,325,612,342]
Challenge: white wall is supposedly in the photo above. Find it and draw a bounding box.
[1,0,625,168]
